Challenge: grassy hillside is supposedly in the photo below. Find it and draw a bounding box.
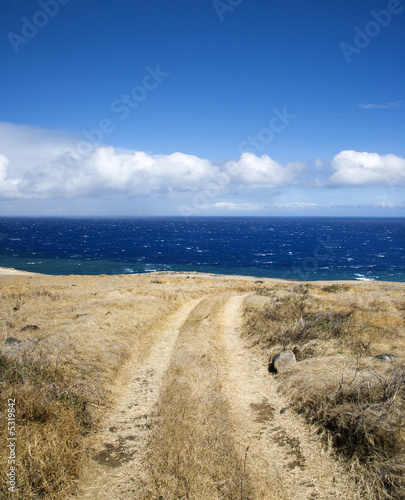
[0,272,404,499]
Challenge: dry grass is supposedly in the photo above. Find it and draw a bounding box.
[1,272,404,498]
[282,360,405,499]
[0,351,88,498]
[0,273,209,498]
[246,284,358,360]
[243,281,405,499]
[0,272,256,498]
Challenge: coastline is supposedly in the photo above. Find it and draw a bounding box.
[0,267,405,290]
[0,266,39,276]
[2,217,404,283]
[0,265,404,286]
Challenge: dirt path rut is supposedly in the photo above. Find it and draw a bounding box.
[74,297,204,499]
[218,294,359,499]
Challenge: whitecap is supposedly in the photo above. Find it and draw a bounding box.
[354,273,374,281]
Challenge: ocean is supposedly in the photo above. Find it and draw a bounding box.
[0,217,404,281]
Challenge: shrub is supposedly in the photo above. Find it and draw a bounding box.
[289,363,405,498]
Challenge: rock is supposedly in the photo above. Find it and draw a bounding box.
[280,407,290,414]
[269,350,296,374]
[2,338,43,360]
[5,337,21,344]
[21,324,39,331]
[374,354,398,362]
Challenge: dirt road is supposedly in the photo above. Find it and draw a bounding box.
[75,293,360,499]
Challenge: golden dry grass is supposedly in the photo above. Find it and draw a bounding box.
[0,273,205,498]
[0,272,255,498]
[243,281,405,499]
[1,272,404,499]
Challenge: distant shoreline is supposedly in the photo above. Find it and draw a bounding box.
[1,266,403,286]
[0,266,39,276]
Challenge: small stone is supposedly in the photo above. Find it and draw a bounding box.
[269,350,296,374]
[21,324,39,331]
[280,407,290,414]
[5,337,21,344]
[374,354,398,362]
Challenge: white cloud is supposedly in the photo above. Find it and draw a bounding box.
[0,146,219,199]
[373,200,405,208]
[207,200,405,212]
[0,124,306,200]
[209,201,262,211]
[269,202,320,209]
[1,123,404,211]
[329,150,405,187]
[84,147,217,195]
[358,100,403,110]
[223,153,304,188]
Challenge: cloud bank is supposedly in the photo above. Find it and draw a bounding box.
[0,123,306,199]
[0,124,404,204]
[0,146,304,199]
[208,201,405,212]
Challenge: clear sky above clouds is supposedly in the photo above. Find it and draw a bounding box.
[0,0,404,216]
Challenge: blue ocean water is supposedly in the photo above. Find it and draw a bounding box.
[0,217,404,281]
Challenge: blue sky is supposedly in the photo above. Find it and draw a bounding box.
[0,0,404,216]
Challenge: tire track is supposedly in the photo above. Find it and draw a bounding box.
[217,294,362,499]
[136,294,258,499]
[74,297,204,499]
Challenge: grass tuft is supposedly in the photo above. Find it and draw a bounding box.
[244,288,354,359]
[322,284,351,293]
[0,349,91,499]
